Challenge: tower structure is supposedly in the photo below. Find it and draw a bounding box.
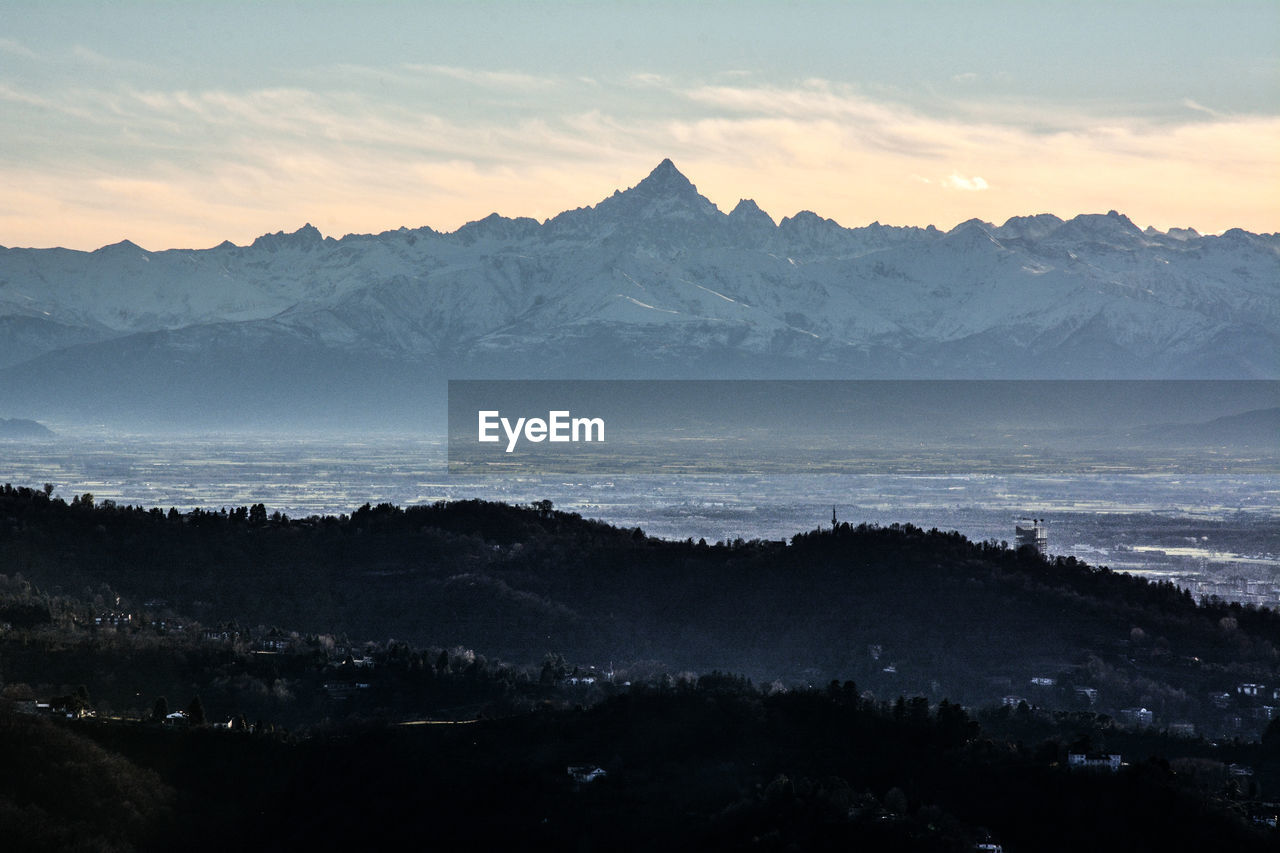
[1015,518,1048,556]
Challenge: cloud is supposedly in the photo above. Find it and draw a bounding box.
[0,38,37,59]
[403,64,557,91]
[1182,98,1223,118]
[1,70,1277,248]
[0,82,52,108]
[942,174,989,191]
[68,44,155,74]
[627,72,670,87]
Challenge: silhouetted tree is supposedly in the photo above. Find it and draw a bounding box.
[187,696,206,727]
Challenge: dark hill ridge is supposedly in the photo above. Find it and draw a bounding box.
[1134,406,1280,447]
[0,417,53,437]
[1,486,1277,738]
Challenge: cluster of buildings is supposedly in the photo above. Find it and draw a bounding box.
[1188,575,1280,610]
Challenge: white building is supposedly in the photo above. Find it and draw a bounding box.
[1120,707,1154,727]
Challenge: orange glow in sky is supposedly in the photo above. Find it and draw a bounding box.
[2,3,1277,250]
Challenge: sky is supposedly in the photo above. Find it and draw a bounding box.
[1,0,1277,250]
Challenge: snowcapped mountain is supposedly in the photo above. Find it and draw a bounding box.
[0,159,1276,426]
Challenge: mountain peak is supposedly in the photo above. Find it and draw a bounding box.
[251,223,326,252]
[996,213,1064,242]
[942,218,1003,250]
[93,239,146,255]
[454,213,542,245]
[951,217,997,233]
[1104,210,1143,233]
[1054,211,1146,245]
[632,158,700,199]
[552,159,720,232]
[729,198,776,229]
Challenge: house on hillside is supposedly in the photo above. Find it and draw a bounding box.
[1119,707,1154,727]
[567,765,607,789]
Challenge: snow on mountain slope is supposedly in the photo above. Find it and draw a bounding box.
[1,160,1277,399]
[0,227,357,334]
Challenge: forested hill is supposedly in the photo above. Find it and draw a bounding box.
[2,484,1278,734]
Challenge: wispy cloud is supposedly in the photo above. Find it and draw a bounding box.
[402,64,557,91]
[942,174,989,191]
[1182,98,1223,118]
[0,70,1276,249]
[68,44,155,74]
[0,82,52,108]
[627,72,670,88]
[0,37,37,59]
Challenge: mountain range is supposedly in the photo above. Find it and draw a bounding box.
[1,159,1276,428]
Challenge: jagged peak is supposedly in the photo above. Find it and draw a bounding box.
[1098,210,1139,230]
[626,158,704,202]
[994,213,1064,242]
[949,217,997,234]
[251,223,326,251]
[999,213,1064,228]
[461,212,506,229]
[942,218,1003,249]
[1106,210,1141,231]
[779,210,842,229]
[454,212,542,243]
[728,198,775,227]
[93,238,146,254]
[1215,227,1261,247]
[547,159,722,234]
[367,224,440,241]
[646,157,684,181]
[289,223,324,243]
[1057,211,1145,240]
